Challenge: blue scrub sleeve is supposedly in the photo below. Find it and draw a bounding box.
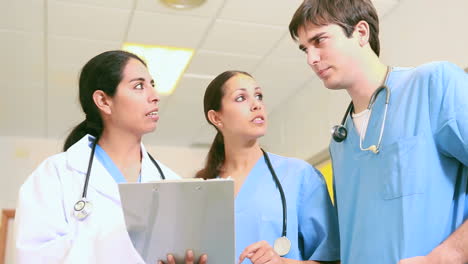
[298,166,340,261]
[430,62,468,223]
[431,62,468,165]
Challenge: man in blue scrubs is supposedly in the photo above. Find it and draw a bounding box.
[288,0,468,263]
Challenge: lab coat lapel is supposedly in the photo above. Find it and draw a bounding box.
[88,157,122,203]
[140,144,165,182]
[66,135,122,204]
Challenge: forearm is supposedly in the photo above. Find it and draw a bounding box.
[429,220,468,263]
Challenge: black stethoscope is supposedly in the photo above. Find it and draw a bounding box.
[73,139,165,221]
[331,84,391,154]
[260,149,290,256]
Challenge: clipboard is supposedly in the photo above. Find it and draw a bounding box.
[118,179,235,264]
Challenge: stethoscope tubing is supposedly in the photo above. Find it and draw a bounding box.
[333,84,391,147]
[82,139,98,198]
[80,138,166,201]
[261,149,287,238]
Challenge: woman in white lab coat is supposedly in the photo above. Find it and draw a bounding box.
[14,50,207,264]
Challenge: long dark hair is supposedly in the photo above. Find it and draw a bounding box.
[195,70,252,179]
[289,0,380,56]
[63,50,146,151]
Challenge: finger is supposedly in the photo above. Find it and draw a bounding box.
[198,254,208,264]
[166,254,175,264]
[238,241,267,263]
[255,249,277,264]
[238,252,254,264]
[157,261,164,264]
[185,249,195,264]
[249,246,268,263]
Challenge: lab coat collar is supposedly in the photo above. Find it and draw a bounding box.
[66,135,163,202]
[66,135,94,174]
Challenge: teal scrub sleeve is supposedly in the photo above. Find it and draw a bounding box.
[298,166,340,261]
[431,62,468,165]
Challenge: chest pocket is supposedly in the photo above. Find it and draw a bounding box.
[379,135,427,200]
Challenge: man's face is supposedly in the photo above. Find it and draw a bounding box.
[297,23,362,90]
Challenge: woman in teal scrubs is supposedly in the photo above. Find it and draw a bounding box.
[196,70,340,264]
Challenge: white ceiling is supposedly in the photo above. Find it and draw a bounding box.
[1,0,467,160]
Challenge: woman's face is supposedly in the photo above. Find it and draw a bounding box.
[216,74,267,141]
[106,58,160,136]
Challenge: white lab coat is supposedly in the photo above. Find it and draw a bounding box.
[14,135,180,264]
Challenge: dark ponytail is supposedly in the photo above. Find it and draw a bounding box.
[196,132,225,179]
[63,50,146,151]
[196,70,252,179]
[63,121,88,151]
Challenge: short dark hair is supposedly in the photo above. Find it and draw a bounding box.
[289,0,381,56]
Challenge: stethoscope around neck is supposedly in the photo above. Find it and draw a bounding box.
[260,149,291,256]
[331,84,391,154]
[73,138,165,221]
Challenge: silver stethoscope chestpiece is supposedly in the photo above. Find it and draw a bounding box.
[274,236,291,256]
[73,199,93,221]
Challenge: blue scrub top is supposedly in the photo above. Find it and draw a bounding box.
[87,140,141,183]
[235,152,340,263]
[330,62,468,264]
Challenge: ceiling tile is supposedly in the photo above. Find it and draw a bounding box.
[127,10,211,47]
[46,69,84,139]
[185,50,261,76]
[55,0,134,9]
[136,0,225,18]
[269,33,304,59]
[47,61,81,93]
[201,19,285,56]
[48,1,130,41]
[252,56,314,111]
[0,0,44,32]
[146,76,210,146]
[0,82,46,137]
[48,36,121,70]
[0,31,44,84]
[219,0,303,26]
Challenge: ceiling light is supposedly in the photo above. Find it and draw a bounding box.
[123,43,194,95]
[160,0,206,9]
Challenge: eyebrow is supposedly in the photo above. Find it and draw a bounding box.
[129,77,155,85]
[298,32,326,51]
[230,87,262,95]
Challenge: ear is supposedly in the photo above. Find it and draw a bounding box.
[207,109,223,129]
[354,20,370,47]
[92,90,112,115]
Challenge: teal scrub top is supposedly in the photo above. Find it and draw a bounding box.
[330,61,468,264]
[94,144,136,183]
[235,152,340,263]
